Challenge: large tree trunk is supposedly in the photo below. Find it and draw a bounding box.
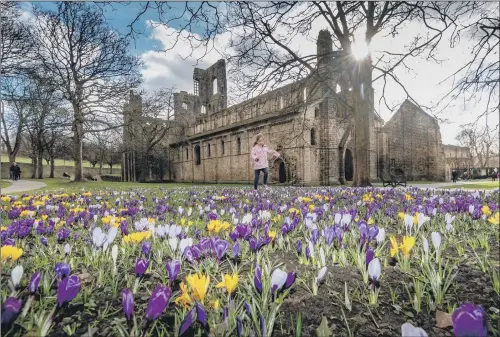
[50,155,55,178]
[109,164,113,174]
[37,147,44,179]
[351,57,372,187]
[72,105,84,181]
[30,155,37,179]
[138,153,148,183]
[99,158,103,175]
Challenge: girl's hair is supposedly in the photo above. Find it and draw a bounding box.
[253,133,264,147]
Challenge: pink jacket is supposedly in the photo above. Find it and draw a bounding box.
[251,145,279,170]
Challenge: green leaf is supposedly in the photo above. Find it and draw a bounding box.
[295,313,302,337]
[316,316,332,337]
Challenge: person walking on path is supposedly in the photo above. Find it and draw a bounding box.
[9,163,16,181]
[251,134,280,190]
[452,170,457,183]
[14,163,21,181]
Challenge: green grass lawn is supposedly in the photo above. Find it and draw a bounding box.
[1,180,11,189]
[440,181,500,190]
[3,155,121,169]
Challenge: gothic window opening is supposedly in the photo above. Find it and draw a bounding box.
[208,143,211,157]
[186,148,188,160]
[310,128,316,146]
[336,84,342,93]
[194,145,201,165]
[194,80,199,96]
[279,95,284,109]
[221,140,225,155]
[237,137,241,155]
[303,86,307,102]
[213,78,218,94]
[201,105,206,114]
[182,102,188,110]
[314,107,319,118]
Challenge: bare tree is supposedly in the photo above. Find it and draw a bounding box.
[128,2,461,186]
[32,2,141,181]
[457,124,499,169]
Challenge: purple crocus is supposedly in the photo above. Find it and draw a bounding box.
[296,240,302,254]
[2,238,15,246]
[260,315,267,337]
[237,316,243,337]
[28,272,41,293]
[1,297,22,326]
[145,284,171,321]
[135,258,150,278]
[244,302,251,316]
[366,248,375,267]
[142,241,152,256]
[122,289,134,320]
[179,309,195,336]
[57,275,81,306]
[283,272,296,291]
[214,239,228,262]
[368,226,379,241]
[254,264,262,294]
[452,303,488,337]
[196,303,208,329]
[166,260,181,286]
[54,262,71,280]
[232,242,241,259]
[40,237,48,246]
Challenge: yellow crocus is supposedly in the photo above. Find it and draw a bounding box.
[216,273,239,294]
[367,218,374,225]
[1,196,11,202]
[211,299,220,310]
[400,236,415,257]
[186,273,210,303]
[268,230,277,241]
[180,218,186,226]
[404,193,413,201]
[398,212,405,220]
[488,212,499,225]
[390,236,399,257]
[482,205,492,216]
[174,282,193,309]
[1,246,23,262]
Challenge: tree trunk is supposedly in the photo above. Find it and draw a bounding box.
[351,57,372,187]
[138,153,148,183]
[8,154,16,165]
[37,148,44,179]
[50,155,55,178]
[99,159,103,175]
[31,155,37,179]
[72,104,84,181]
[109,164,113,174]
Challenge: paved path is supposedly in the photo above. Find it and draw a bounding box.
[1,180,47,194]
[373,179,498,191]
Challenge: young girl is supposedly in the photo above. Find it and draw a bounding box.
[251,134,280,190]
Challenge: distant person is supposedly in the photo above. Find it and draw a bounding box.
[14,163,21,181]
[452,170,457,183]
[9,163,16,181]
[251,133,280,191]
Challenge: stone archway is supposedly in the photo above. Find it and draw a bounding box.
[270,157,288,184]
[345,148,354,181]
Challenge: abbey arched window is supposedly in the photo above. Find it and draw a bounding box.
[336,84,342,93]
[237,137,241,155]
[201,105,206,114]
[208,143,211,157]
[194,80,199,96]
[310,128,316,146]
[213,78,218,94]
[182,102,188,110]
[186,148,189,160]
[194,145,201,165]
[279,95,284,110]
[221,140,225,155]
[314,107,319,118]
[303,86,307,102]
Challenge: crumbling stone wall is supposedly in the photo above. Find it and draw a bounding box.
[382,100,446,181]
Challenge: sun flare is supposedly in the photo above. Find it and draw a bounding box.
[351,39,370,60]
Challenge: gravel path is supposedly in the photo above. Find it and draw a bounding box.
[1,180,47,194]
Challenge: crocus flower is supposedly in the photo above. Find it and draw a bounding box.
[296,240,302,254]
[232,242,240,259]
[11,265,23,288]
[186,273,210,303]
[315,266,327,285]
[178,309,195,336]
[366,248,374,267]
[196,303,208,329]
[166,260,181,286]
[283,271,296,291]
[237,316,243,337]
[145,284,171,321]
[214,239,229,262]
[423,238,429,254]
[122,289,134,320]
[368,258,381,283]
[40,237,48,246]
[254,264,262,294]
[390,237,399,257]
[28,271,41,293]
[216,273,239,294]
[57,275,81,306]
[142,241,152,256]
[431,232,441,251]
[1,297,22,326]
[452,303,488,337]
[401,323,428,337]
[400,236,415,257]
[270,268,288,293]
[135,258,150,277]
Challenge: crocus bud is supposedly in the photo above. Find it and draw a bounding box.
[135,258,150,278]
[145,284,171,321]
[57,275,81,307]
[28,272,41,293]
[122,289,134,320]
[1,297,22,326]
[11,265,23,289]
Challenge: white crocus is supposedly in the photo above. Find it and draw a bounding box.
[404,214,414,232]
[423,238,429,254]
[334,213,342,225]
[179,238,193,254]
[401,323,428,337]
[92,227,107,248]
[111,244,118,265]
[169,238,178,252]
[11,265,23,288]
[64,244,71,255]
[270,269,288,290]
[376,228,386,244]
[315,266,328,284]
[469,205,475,214]
[367,258,381,281]
[319,247,326,267]
[431,232,441,251]
[417,213,430,229]
[307,241,315,258]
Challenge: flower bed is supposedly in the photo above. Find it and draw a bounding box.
[1,187,499,337]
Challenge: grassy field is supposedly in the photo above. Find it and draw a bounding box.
[1,180,11,189]
[3,155,121,169]
[440,181,499,190]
